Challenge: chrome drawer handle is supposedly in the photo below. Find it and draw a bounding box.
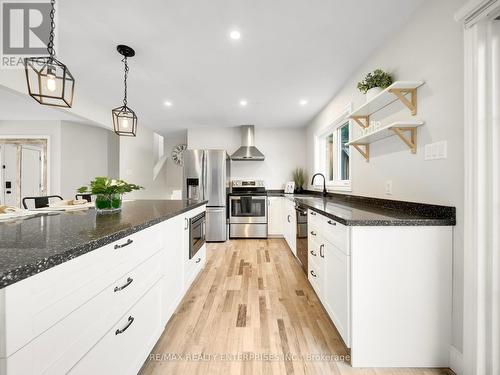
[310,231,317,236]
[320,244,324,258]
[196,257,201,263]
[287,215,291,223]
[115,316,134,335]
[327,220,337,226]
[310,270,317,277]
[310,250,317,256]
[310,211,316,216]
[114,239,133,249]
[114,277,133,292]
[184,218,189,230]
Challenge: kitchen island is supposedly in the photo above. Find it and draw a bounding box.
[0,200,207,375]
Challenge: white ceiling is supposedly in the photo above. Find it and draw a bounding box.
[5,0,425,133]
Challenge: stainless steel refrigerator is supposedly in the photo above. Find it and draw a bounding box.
[183,149,230,242]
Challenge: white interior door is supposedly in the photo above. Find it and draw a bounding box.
[1,144,18,206]
[21,146,42,200]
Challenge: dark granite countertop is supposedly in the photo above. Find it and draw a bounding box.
[0,200,207,289]
[275,191,455,226]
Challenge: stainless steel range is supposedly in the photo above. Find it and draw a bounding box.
[229,179,267,238]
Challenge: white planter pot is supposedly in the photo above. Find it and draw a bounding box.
[365,87,383,102]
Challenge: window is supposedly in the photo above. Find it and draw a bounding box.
[314,106,352,191]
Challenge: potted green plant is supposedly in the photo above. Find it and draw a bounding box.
[78,177,143,214]
[357,69,393,101]
[292,168,307,194]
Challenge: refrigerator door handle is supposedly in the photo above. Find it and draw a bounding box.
[202,151,207,201]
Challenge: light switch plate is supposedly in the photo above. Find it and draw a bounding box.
[385,180,392,195]
[425,141,447,160]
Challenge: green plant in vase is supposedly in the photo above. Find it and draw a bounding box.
[292,168,307,194]
[78,177,143,213]
[357,69,393,101]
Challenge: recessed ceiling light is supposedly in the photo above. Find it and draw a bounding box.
[299,99,309,106]
[229,30,241,40]
[164,101,172,107]
[239,99,248,107]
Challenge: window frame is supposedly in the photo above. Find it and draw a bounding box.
[313,103,352,192]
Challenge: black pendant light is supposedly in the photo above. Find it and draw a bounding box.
[24,0,75,107]
[112,45,137,137]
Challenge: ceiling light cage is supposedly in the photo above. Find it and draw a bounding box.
[112,45,137,137]
[24,57,75,107]
[112,105,137,137]
[24,0,75,108]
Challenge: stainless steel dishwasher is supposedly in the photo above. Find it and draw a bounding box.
[295,203,308,274]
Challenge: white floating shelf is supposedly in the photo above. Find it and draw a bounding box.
[347,120,425,161]
[350,81,425,128]
[348,120,424,145]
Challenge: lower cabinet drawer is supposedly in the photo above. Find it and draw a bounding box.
[320,216,350,254]
[308,261,322,298]
[5,251,163,375]
[2,223,164,358]
[184,244,206,290]
[69,280,163,375]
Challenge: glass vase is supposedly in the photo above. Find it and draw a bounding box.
[95,193,122,214]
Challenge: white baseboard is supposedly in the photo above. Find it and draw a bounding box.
[449,345,463,375]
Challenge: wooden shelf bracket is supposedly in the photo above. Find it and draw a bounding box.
[351,143,370,161]
[351,115,369,129]
[388,88,417,115]
[391,127,417,153]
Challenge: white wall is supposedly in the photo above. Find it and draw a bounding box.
[0,120,120,199]
[60,121,119,198]
[119,126,169,199]
[305,0,465,351]
[164,130,187,198]
[188,126,307,189]
[0,120,62,194]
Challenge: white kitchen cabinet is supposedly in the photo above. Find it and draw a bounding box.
[161,214,185,325]
[323,242,350,347]
[69,280,163,375]
[306,207,453,368]
[283,198,296,256]
[267,196,284,236]
[0,204,207,375]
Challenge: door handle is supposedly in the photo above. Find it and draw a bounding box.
[310,250,317,256]
[327,220,337,226]
[287,215,291,223]
[114,277,133,292]
[114,239,133,249]
[310,231,317,236]
[115,316,134,335]
[320,244,324,258]
[196,257,201,263]
[310,270,317,278]
[310,211,316,216]
[185,218,189,230]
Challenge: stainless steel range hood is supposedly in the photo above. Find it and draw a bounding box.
[231,125,265,161]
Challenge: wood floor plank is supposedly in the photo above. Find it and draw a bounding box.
[139,239,451,375]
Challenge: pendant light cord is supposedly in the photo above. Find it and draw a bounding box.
[122,56,128,106]
[47,0,56,58]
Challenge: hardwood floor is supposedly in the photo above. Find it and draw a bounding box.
[140,239,452,375]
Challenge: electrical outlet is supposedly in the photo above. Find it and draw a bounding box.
[425,141,447,160]
[385,180,392,195]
